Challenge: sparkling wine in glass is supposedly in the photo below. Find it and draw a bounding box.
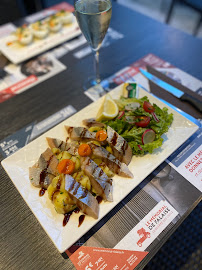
[74,0,112,89]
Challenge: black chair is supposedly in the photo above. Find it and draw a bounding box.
[0,0,44,25]
[166,0,202,36]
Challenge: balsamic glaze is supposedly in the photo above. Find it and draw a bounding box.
[74,208,80,214]
[39,170,47,186]
[63,208,80,227]
[39,188,46,197]
[63,212,72,226]
[80,128,87,138]
[51,190,59,201]
[78,215,85,227]
[73,182,80,195]
[96,196,103,204]
[111,132,118,146]
[58,141,63,149]
[56,177,62,190]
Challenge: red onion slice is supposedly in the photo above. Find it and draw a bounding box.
[151,112,159,122]
[117,111,125,119]
[137,144,143,151]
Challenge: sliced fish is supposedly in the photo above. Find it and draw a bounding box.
[38,148,58,175]
[89,143,133,178]
[29,148,58,188]
[65,126,106,145]
[81,157,113,202]
[82,118,106,128]
[29,167,55,189]
[65,175,99,219]
[107,126,132,165]
[46,137,78,155]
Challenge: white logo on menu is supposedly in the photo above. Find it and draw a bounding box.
[115,200,178,251]
[78,251,85,259]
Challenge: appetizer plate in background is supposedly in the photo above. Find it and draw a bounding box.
[1,84,199,253]
[0,15,81,64]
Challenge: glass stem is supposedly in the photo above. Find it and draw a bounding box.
[94,50,101,84]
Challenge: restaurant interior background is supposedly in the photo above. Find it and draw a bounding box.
[1,0,202,39]
[0,0,201,270]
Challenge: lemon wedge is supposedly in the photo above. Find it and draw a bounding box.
[96,94,119,121]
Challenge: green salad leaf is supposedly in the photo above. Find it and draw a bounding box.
[103,96,173,155]
[114,96,148,110]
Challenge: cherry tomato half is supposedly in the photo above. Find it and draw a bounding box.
[78,143,92,157]
[96,130,107,141]
[135,116,150,127]
[143,101,155,113]
[57,159,75,174]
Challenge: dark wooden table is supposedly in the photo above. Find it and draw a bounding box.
[1,2,202,270]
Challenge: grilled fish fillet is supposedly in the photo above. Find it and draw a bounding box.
[29,167,55,188]
[65,175,99,219]
[29,148,58,188]
[65,126,96,141]
[107,126,132,165]
[89,143,133,178]
[46,137,78,155]
[81,157,113,202]
[65,126,106,145]
[82,118,106,128]
[38,148,58,175]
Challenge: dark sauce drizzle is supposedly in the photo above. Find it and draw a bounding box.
[58,141,63,149]
[56,177,62,190]
[63,207,80,227]
[39,188,46,197]
[78,215,85,227]
[63,212,72,227]
[39,154,54,197]
[111,132,118,146]
[96,196,103,204]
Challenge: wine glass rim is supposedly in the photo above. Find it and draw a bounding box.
[74,0,112,14]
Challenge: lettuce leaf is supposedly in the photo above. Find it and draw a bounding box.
[114,96,149,110]
[103,119,130,134]
[129,137,164,155]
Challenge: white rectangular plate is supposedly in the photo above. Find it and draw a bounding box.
[1,84,199,253]
[0,15,81,64]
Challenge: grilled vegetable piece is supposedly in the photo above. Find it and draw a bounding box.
[48,175,76,214]
[81,157,113,202]
[107,126,132,165]
[73,171,91,191]
[89,143,133,178]
[46,137,78,155]
[82,118,106,128]
[65,175,99,219]
[29,167,55,188]
[52,190,76,214]
[65,126,106,145]
[38,148,58,175]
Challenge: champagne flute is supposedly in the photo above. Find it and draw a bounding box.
[74,0,112,89]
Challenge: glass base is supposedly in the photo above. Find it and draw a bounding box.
[83,74,110,91]
[83,74,116,100]
[83,76,100,91]
[83,74,117,92]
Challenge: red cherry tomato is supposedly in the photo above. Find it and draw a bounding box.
[143,101,155,113]
[57,159,75,174]
[78,144,92,156]
[135,116,150,127]
[96,130,107,141]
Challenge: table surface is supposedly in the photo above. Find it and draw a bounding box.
[1,2,202,270]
